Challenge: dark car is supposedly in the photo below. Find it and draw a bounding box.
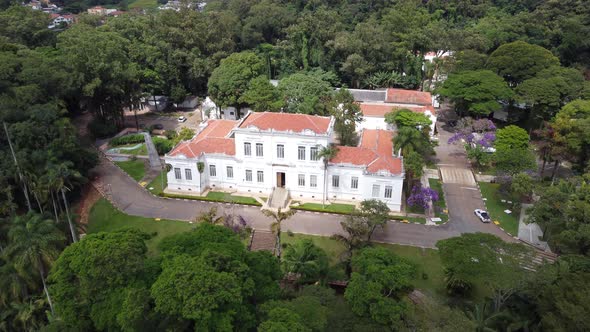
[152,123,164,130]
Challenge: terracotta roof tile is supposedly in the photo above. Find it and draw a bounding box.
[360,103,434,117]
[332,129,402,175]
[385,89,432,105]
[239,112,331,135]
[168,120,237,158]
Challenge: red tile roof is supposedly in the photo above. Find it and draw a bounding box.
[385,89,432,106]
[239,112,331,135]
[332,130,402,175]
[360,103,434,117]
[168,120,237,158]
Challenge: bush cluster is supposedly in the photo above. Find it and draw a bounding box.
[110,134,145,146]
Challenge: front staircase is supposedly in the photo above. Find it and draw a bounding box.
[268,187,289,209]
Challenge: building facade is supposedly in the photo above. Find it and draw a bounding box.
[164,112,404,211]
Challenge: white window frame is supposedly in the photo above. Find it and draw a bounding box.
[372,184,380,197]
[245,170,252,182]
[298,146,305,160]
[174,168,181,180]
[277,144,284,159]
[244,142,251,156]
[256,143,263,157]
[310,175,317,188]
[298,174,305,187]
[257,170,264,183]
[185,169,192,181]
[310,146,319,161]
[226,166,233,179]
[332,175,340,188]
[351,176,358,189]
[209,165,216,177]
[384,185,392,198]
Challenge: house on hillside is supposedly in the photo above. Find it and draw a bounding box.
[164,112,404,211]
[87,5,107,15]
[48,13,75,28]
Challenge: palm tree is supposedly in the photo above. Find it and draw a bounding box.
[317,144,339,208]
[197,207,224,224]
[467,303,504,332]
[393,126,431,157]
[261,208,296,258]
[282,239,329,284]
[5,213,65,316]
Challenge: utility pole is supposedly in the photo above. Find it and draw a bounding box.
[3,122,32,212]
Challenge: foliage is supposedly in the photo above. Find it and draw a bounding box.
[437,70,513,116]
[487,41,560,86]
[436,233,530,297]
[282,239,329,284]
[494,125,530,152]
[152,137,174,155]
[258,307,310,332]
[88,118,119,138]
[261,208,296,258]
[345,247,416,329]
[110,133,145,146]
[48,229,150,330]
[385,109,432,130]
[277,71,333,115]
[466,144,493,169]
[527,176,590,255]
[208,51,265,111]
[494,147,537,175]
[330,88,362,146]
[551,99,590,171]
[240,75,284,112]
[407,184,439,210]
[510,172,534,202]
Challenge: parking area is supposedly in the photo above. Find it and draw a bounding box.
[124,108,202,132]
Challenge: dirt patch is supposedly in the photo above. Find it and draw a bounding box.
[75,184,101,234]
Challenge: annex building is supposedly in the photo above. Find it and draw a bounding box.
[164,112,405,211]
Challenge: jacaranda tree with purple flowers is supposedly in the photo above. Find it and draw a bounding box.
[407,184,439,210]
[448,118,497,168]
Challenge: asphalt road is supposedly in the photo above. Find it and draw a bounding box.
[92,120,517,248]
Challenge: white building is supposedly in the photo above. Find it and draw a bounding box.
[164,112,404,211]
[352,88,437,136]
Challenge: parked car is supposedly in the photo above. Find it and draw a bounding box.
[178,116,187,123]
[474,209,491,223]
[153,123,164,130]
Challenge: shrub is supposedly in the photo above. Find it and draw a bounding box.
[88,119,117,138]
[165,130,178,140]
[152,137,174,155]
[110,133,145,146]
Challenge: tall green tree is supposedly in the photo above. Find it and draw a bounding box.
[6,213,65,317]
[345,247,416,329]
[277,71,333,115]
[208,51,265,118]
[261,208,296,258]
[282,239,329,284]
[240,76,283,112]
[487,41,560,86]
[330,88,362,146]
[437,70,513,116]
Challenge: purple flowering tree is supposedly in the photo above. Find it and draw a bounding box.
[448,117,496,146]
[407,184,439,210]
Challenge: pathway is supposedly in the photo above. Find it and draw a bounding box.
[94,158,457,248]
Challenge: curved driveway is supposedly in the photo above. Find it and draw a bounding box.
[95,121,516,248]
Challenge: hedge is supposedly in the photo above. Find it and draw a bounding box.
[159,192,262,206]
[110,134,145,146]
[153,137,174,155]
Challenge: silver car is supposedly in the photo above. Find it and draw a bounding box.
[474,209,491,223]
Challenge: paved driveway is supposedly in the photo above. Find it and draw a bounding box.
[96,160,457,248]
[435,122,516,243]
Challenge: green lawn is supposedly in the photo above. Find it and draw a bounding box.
[206,191,260,205]
[429,178,448,223]
[115,160,146,181]
[478,182,520,235]
[129,0,158,9]
[120,143,147,156]
[291,202,356,214]
[281,233,445,298]
[147,169,168,196]
[87,198,192,255]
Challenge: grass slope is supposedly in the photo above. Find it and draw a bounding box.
[478,182,520,235]
[115,160,146,181]
[291,202,356,214]
[87,198,191,255]
[129,0,158,9]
